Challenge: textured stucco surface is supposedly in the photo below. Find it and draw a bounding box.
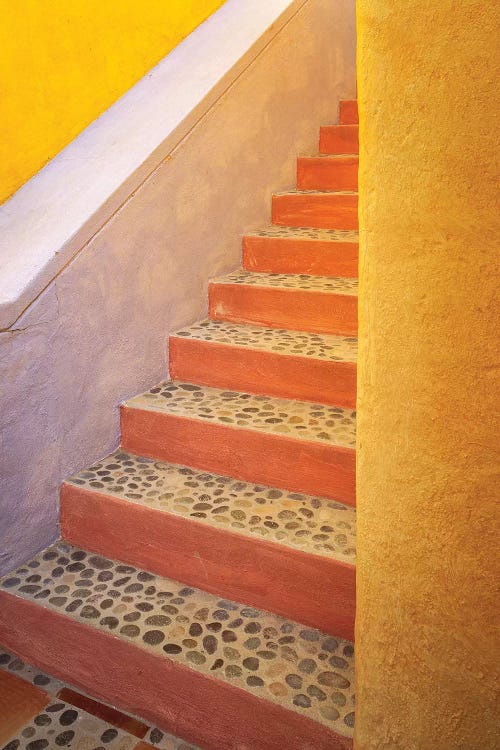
[0,0,357,574]
[356,2,500,749]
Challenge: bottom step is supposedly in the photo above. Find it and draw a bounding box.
[0,542,354,750]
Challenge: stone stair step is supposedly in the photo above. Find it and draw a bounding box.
[170,320,357,408]
[297,155,358,191]
[0,542,355,750]
[272,190,358,230]
[319,125,359,155]
[121,381,356,504]
[61,450,356,639]
[339,100,359,125]
[242,226,358,277]
[209,270,357,337]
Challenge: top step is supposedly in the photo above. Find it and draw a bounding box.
[339,100,358,125]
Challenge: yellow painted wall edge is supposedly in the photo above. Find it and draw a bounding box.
[0,0,226,204]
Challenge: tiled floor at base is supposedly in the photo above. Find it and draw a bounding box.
[0,650,199,750]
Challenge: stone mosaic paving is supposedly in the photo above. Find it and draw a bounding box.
[67,451,356,562]
[211,269,358,295]
[172,319,357,362]
[245,225,359,243]
[125,382,356,449]
[1,542,355,738]
[1,699,139,750]
[0,652,199,750]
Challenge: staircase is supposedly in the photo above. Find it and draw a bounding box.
[0,99,359,750]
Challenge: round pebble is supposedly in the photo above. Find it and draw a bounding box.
[320,706,340,722]
[101,727,119,742]
[243,657,260,671]
[143,630,165,646]
[59,709,78,726]
[55,730,75,746]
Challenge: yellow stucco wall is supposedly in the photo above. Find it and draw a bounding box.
[356,2,499,748]
[0,1,225,204]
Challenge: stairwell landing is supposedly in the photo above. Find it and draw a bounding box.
[0,99,359,750]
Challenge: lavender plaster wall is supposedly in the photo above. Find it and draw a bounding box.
[0,0,356,573]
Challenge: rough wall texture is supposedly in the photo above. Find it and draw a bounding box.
[0,0,225,203]
[356,2,499,749]
[0,0,357,575]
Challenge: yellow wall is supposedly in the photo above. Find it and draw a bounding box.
[0,0,225,204]
[356,2,499,749]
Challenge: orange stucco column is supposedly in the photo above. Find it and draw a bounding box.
[355,2,499,749]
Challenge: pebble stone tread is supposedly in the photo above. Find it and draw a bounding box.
[244,226,359,243]
[273,189,358,196]
[1,699,198,750]
[211,270,358,295]
[0,651,199,750]
[124,382,356,449]
[1,542,355,738]
[67,451,356,563]
[1,700,140,750]
[172,319,357,362]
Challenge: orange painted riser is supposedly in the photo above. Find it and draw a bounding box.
[0,595,353,750]
[319,125,359,154]
[120,408,356,505]
[61,484,356,640]
[272,193,358,230]
[169,336,357,408]
[339,100,359,125]
[209,283,358,337]
[297,156,358,191]
[243,234,358,277]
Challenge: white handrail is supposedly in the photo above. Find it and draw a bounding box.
[0,0,304,330]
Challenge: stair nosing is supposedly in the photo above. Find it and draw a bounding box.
[123,381,356,451]
[273,189,358,196]
[320,123,359,129]
[210,270,358,298]
[298,154,359,160]
[244,226,359,244]
[170,320,357,364]
[65,450,356,566]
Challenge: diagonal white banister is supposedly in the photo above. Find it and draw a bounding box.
[0,0,305,330]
